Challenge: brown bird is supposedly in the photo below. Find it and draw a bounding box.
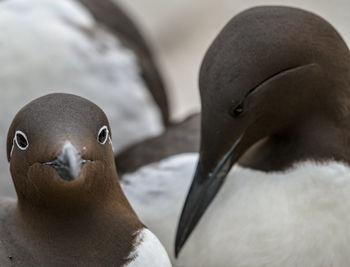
[0,93,171,266]
[172,6,350,267]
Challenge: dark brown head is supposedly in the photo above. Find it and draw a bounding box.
[7,93,123,210]
[176,6,350,254]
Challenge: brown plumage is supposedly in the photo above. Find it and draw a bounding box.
[1,94,144,266]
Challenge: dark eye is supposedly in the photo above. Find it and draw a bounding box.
[230,103,244,117]
[15,131,29,150]
[97,126,109,145]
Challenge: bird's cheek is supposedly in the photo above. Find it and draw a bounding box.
[26,163,88,199]
[81,160,109,182]
[27,163,66,187]
[9,163,57,201]
[81,160,119,195]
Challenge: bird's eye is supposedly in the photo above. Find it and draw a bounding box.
[97,126,109,145]
[230,103,244,117]
[15,131,29,150]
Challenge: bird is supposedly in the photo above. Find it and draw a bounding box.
[173,5,350,267]
[120,6,350,266]
[0,93,171,266]
[0,0,168,197]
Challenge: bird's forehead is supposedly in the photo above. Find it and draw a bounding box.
[199,7,330,94]
[11,94,109,141]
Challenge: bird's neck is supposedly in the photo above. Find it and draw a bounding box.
[12,191,143,266]
[18,192,129,220]
[16,188,142,246]
[239,115,350,172]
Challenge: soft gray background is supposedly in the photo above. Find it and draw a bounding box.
[118,0,350,120]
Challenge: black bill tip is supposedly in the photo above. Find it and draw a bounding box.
[175,163,226,257]
[175,134,244,256]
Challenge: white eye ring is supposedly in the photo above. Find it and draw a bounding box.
[97,125,109,145]
[14,130,29,150]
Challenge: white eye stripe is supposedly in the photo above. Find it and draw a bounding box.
[97,125,109,145]
[14,130,29,150]
[9,143,14,159]
[108,136,114,152]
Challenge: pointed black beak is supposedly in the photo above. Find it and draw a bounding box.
[175,134,244,256]
[43,141,90,181]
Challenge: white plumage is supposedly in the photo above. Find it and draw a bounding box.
[0,0,163,196]
[122,153,195,263]
[126,228,172,267]
[122,153,350,267]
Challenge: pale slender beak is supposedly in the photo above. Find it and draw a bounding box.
[43,141,90,181]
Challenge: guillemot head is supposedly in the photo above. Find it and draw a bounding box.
[6,93,119,209]
[176,6,350,255]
